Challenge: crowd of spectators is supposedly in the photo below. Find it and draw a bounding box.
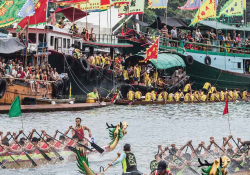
[0,58,60,93]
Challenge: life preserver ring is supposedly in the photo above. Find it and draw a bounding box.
[0,79,6,99]
[185,55,194,65]
[65,55,74,69]
[79,58,90,73]
[87,68,95,82]
[52,79,64,98]
[205,56,211,66]
[63,76,70,93]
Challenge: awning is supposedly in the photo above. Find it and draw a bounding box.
[148,54,186,69]
[198,21,250,31]
[0,38,25,54]
[55,7,89,22]
[134,18,150,27]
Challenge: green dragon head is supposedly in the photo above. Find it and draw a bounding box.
[76,149,97,175]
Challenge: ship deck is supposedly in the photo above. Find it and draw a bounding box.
[0,102,112,114]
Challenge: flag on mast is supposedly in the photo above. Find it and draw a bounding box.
[223,98,229,115]
[144,37,159,62]
[148,0,168,9]
[189,0,216,26]
[217,0,244,18]
[9,96,22,118]
[178,0,201,10]
[17,0,35,18]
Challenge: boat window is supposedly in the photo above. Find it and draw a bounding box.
[67,39,70,48]
[39,34,46,42]
[78,42,81,49]
[28,33,36,43]
[74,40,77,46]
[50,36,54,46]
[63,38,66,48]
[12,33,16,37]
[238,62,241,69]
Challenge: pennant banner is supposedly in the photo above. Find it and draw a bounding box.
[178,0,201,10]
[110,0,130,6]
[0,0,26,28]
[144,37,159,62]
[148,0,168,9]
[119,0,145,16]
[55,0,87,5]
[101,0,111,10]
[189,0,216,26]
[18,0,48,29]
[17,0,35,18]
[74,0,101,12]
[217,0,243,18]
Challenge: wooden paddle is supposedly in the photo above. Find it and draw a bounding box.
[45,133,77,154]
[35,131,64,161]
[0,144,20,166]
[72,128,104,154]
[9,134,37,167]
[57,130,93,152]
[22,132,51,161]
[103,153,121,172]
[232,137,243,153]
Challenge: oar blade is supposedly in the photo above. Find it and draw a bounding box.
[24,152,37,166]
[67,146,77,153]
[38,149,51,161]
[91,142,104,154]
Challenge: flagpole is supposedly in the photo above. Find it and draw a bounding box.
[25,16,30,67]
[228,113,232,135]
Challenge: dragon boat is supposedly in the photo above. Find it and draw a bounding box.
[0,122,128,169]
[114,99,247,105]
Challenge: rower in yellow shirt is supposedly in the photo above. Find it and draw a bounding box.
[228,89,234,101]
[174,91,180,102]
[183,83,192,95]
[134,90,142,100]
[202,82,211,94]
[145,92,152,102]
[127,88,134,101]
[123,69,129,83]
[168,93,174,102]
[242,88,248,100]
[193,91,200,101]
[184,93,191,102]
[95,55,100,66]
[151,91,157,101]
[158,91,168,101]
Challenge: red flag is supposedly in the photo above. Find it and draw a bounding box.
[18,0,48,29]
[101,0,110,10]
[223,98,229,115]
[144,37,159,62]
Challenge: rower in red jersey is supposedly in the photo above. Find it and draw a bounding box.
[71,118,92,148]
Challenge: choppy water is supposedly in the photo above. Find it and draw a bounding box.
[0,102,250,175]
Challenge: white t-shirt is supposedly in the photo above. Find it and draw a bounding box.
[196,31,202,40]
[68,47,74,55]
[171,29,177,38]
[12,69,17,78]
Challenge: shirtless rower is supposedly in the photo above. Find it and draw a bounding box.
[72,118,92,150]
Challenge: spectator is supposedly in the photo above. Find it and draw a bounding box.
[236,34,242,47]
[171,26,178,47]
[11,66,18,78]
[69,44,75,55]
[187,32,194,42]
[219,33,225,46]
[195,29,203,43]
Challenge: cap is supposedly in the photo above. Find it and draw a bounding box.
[157,161,167,171]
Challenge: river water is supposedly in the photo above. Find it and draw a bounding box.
[0,102,250,175]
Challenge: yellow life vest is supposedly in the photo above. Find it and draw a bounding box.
[95,56,100,66]
[201,95,207,101]
[228,91,233,100]
[203,82,210,90]
[168,93,174,102]
[161,92,168,101]
[184,94,190,102]
[144,73,149,84]
[190,94,194,101]
[151,91,156,101]
[220,91,225,101]
[243,91,247,100]
[216,93,220,101]
[234,91,239,99]
[194,92,199,101]
[174,93,180,101]
[158,93,163,100]
[210,94,215,101]
[135,91,141,100]
[123,70,129,80]
[147,79,152,87]
[128,91,134,101]
[101,57,105,64]
[208,87,216,94]
[92,59,95,65]
[183,84,190,92]
[145,92,152,101]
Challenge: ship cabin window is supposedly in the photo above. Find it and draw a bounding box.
[63,38,66,48]
[74,40,77,46]
[29,33,36,43]
[39,34,46,42]
[12,33,16,37]
[238,62,241,69]
[50,36,54,46]
[78,42,81,49]
[67,39,70,48]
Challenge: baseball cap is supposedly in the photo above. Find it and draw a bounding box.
[157,161,167,171]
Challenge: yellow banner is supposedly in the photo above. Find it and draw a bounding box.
[110,0,130,6]
[74,0,101,12]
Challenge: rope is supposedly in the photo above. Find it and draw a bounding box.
[213,70,222,87]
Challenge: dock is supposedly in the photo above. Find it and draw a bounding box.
[0,102,112,114]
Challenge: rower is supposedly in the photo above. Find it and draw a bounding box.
[202,82,211,95]
[108,144,142,175]
[228,89,234,101]
[87,88,99,102]
[151,91,157,101]
[193,91,199,101]
[134,90,142,101]
[145,91,152,102]
[184,93,191,102]
[243,88,248,100]
[174,91,180,102]
[72,118,92,149]
[127,88,135,101]
[151,161,170,175]
[234,88,242,99]
[220,90,225,101]
[168,93,174,102]
[183,83,192,95]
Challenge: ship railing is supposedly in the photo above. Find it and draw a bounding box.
[2,77,56,83]
[159,37,250,55]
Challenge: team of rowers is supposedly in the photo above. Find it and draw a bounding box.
[125,82,249,102]
[149,135,250,175]
[0,118,92,157]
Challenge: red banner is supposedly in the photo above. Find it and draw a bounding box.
[101,0,110,10]
[144,37,159,62]
[223,98,229,115]
[18,0,48,29]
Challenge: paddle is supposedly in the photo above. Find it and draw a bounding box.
[22,132,51,161]
[57,130,93,152]
[0,144,20,166]
[103,153,121,172]
[0,144,6,169]
[188,142,199,158]
[45,133,77,154]
[232,137,243,153]
[35,131,64,161]
[9,134,37,167]
[72,128,104,154]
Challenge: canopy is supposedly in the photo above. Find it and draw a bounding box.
[0,38,25,54]
[148,16,193,30]
[140,53,186,69]
[134,18,150,27]
[55,7,89,22]
[198,21,250,31]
